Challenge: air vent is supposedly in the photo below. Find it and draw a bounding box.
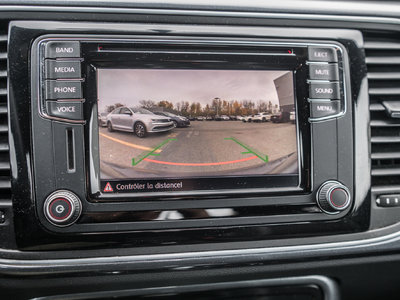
[365,31,400,188]
[0,23,10,199]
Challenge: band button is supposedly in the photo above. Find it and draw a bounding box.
[46,101,83,120]
[45,41,81,58]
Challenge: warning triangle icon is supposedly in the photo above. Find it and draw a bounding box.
[104,182,113,192]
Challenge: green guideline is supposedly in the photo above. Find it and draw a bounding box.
[224,137,269,163]
[132,138,177,166]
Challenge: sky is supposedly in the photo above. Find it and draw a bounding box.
[97,69,293,113]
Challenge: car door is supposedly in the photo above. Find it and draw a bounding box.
[109,107,122,129]
[118,107,134,131]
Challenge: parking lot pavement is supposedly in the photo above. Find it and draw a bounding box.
[99,121,298,179]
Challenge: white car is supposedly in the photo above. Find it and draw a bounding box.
[252,112,272,122]
[290,111,296,124]
[98,112,108,127]
[106,106,174,138]
[242,115,254,122]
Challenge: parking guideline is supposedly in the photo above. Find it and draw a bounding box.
[132,138,177,166]
[224,137,269,163]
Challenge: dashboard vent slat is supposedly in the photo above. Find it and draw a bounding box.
[365,31,400,188]
[365,41,400,50]
[367,72,400,80]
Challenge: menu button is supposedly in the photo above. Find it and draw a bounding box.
[310,101,341,119]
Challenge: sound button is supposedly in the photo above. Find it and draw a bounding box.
[46,101,83,120]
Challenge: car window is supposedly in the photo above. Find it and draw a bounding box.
[131,107,153,114]
[112,108,121,114]
[120,108,131,114]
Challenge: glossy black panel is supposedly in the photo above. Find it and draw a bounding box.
[8,21,366,250]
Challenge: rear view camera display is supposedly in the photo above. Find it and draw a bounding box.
[97,69,298,193]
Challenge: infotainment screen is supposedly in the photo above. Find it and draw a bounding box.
[96,69,299,194]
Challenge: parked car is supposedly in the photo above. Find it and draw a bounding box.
[98,112,108,127]
[106,106,174,138]
[220,115,230,121]
[153,111,190,128]
[196,116,205,121]
[253,112,272,122]
[290,111,296,124]
[188,116,196,121]
[242,115,255,122]
[236,115,245,121]
[271,111,291,123]
[206,116,214,121]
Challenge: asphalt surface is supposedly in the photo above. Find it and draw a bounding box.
[99,121,298,179]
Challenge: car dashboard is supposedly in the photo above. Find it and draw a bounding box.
[0,1,400,299]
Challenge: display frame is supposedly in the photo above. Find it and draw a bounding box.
[17,22,357,240]
[80,38,313,201]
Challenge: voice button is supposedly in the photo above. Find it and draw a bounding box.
[46,101,83,120]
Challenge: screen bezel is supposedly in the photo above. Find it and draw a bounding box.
[83,39,312,201]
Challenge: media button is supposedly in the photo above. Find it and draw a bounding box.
[45,60,81,79]
[308,47,338,62]
[45,80,82,100]
[310,100,341,118]
[309,82,340,99]
[46,101,83,120]
[45,41,81,58]
[309,64,339,81]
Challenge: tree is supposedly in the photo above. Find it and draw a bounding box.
[195,102,202,115]
[105,102,124,113]
[190,103,196,116]
[139,100,156,109]
[268,101,273,113]
[158,100,174,110]
[204,104,211,116]
[232,100,241,115]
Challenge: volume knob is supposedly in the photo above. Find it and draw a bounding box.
[317,181,351,214]
[44,190,82,227]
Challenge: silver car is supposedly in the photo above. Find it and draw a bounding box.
[106,107,174,138]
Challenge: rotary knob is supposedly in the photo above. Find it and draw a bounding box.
[44,190,82,227]
[317,181,351,214]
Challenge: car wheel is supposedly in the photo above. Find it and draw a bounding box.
[107,121,114,132]
[262,118,266,122]
[134,122,147,138]
[173,120,178,128]
[248,119,252,123]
